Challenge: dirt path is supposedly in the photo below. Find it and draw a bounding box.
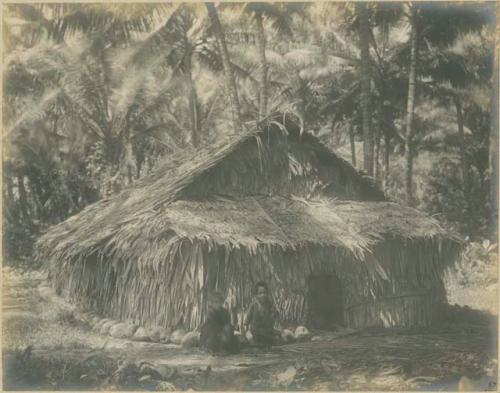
[2,267,498,391]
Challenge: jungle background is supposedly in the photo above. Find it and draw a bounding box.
[2,2,498,391]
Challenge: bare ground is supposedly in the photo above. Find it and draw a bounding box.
[2,267,498,391]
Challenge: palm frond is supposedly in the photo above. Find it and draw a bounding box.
[6,89,62,137]
[4,4,53,46]
[122,73,179,134]
[45,3,173,45]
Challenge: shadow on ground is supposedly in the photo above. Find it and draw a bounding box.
[2,267,498,391]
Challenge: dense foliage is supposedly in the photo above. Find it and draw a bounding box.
[2,2,497,263]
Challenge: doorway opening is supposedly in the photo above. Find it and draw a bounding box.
[307,273,344,330]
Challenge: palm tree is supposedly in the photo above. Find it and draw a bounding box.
[490,7,499,238]
[399,2,490,205]
[254,8,268,121]
[270,45,354,137]
[5,37,187,194]
[205,2,243,132]
[367,3,405,186]
[419,28,494,230]
[7,4,242,171]
[15,3,232,148]
[131,4,232,147]
[237,3,300,121]
[352,2,375,177]
[6,1,262,203]
[349,122,357,166]
[404,4,418,206]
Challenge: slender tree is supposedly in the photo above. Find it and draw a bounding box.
[356,2,374,176]
[349,123,357,167]
[491,3,499,238]
[16,174,29,219]
[404,4,418,206]
[255,10,268,121]
[241,2,299,121]
[399,1,489,205]
[206,2,243,132]
[374,113,382,184]
[454,96,472,209]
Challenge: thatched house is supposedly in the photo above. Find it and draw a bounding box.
[34,117,461,331]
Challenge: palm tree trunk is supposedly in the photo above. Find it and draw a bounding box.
[356,2,374,176]
[255,11,268,121]
[455,97,471,216]
[490,11,499,239]
[295,71,308,138]
[349,123,357,167]
[184,53,200,147]
[122,138,135,186]
[374,130,381,184]
[384,134,390,190]
[136,156,143,179]
[404,6,418,206]
[147,156,154,172]
[375,99,386,185]
[206,2,243,132]
[17,174,29,219]
[5,172,14,203]
[27,174,44,218]
[188,84,199,147]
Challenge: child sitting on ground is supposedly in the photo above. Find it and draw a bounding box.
[200,291,239,354]
[243,281,279,349]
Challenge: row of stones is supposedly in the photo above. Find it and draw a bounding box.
[77,312,313,346]
[78,313,200,347]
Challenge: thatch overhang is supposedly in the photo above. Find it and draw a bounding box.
[35,194,461,269]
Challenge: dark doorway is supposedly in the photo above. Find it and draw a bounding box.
[307,273,344,330]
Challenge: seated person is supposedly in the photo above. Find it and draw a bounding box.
[243,281,279,349]
[200,291,239,354]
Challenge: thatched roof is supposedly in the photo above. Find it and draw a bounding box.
[35,192,458,266]
[34,118,458,266]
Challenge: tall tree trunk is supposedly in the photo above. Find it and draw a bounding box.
[455,96,472,217]
[375,99,386,185]
[374,129,381,184]
[184,53,200,147]
[349,123,357,167]
[136,155,143,179]
[206,2,243,132]
[296,71,307,138]
[17,174,29,219]
[5,172,14,203]
[356,2,374,176]
[404,5,418,206]
[122,138,136,186]
[490,8,499,239]
[188,79,200,147]
[383,134,390,190]
[27,174,44,219]
[255,11,268,121]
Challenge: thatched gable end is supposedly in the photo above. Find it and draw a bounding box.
[179,127,290,198]
[288,136,386,201]
[266,114,386,201]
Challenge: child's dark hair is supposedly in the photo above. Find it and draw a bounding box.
[254,281,268,294]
